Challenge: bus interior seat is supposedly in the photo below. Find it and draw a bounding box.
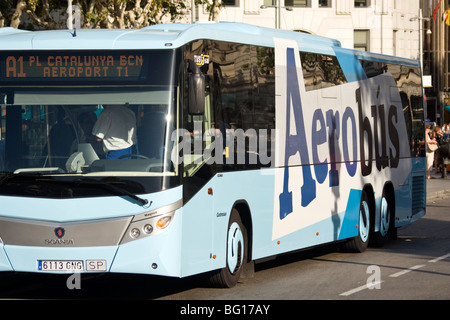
[78,143,100,165]
[65,143,99,173]
[65,152,85,173]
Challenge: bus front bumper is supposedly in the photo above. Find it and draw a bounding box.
[0,209,182,277]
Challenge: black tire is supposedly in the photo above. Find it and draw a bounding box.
[342,191,371,253]
[208,209,247,288]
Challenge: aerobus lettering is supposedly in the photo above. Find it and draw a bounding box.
[342,106,358,177]
[372,103,389,171]
[283,47,316,208]
[356,88,400,176]
[326,109,340,187]
[388,104,400,168]
[357,87,373,177]
[279,47,401,218]
[312,108,328,185]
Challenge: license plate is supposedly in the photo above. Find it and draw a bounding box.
[86,260,107,271]
[38,260,84,271]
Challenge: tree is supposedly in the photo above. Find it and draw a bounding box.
[79,0,188,29]
[1,0,64,29]
[0,0,189,30]
[195,0,221,22]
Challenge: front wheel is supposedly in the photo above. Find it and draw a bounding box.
[208,209,247,288]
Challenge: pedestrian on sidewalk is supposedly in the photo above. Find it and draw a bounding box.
[426,124,439,180]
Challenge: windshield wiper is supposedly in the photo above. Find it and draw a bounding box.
[76,179,150,206]
[36,178,150,206]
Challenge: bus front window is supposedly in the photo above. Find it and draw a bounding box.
[0,87,180,198]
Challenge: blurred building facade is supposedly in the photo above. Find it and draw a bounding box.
[194,0,421,60]
[422,0,450,125]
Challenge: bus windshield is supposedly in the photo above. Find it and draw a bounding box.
[0,86,180,198]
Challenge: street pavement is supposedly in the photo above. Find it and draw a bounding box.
[427,170,450,202]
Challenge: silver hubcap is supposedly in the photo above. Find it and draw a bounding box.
[227,222,244,274]
[359,200,370,242]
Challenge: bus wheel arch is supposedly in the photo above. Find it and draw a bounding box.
[234,201,253,262]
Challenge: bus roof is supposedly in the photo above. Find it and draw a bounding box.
[0,22,340,51]
[0,22,419,67]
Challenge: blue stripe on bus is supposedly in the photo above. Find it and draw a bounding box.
[338,189,362,240]
[334,47,368,82]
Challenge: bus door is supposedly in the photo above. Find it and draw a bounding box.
[181,74,217,274]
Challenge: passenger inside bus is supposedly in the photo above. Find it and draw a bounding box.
[47,109,76,168]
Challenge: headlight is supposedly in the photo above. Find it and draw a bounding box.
[156,216,172,229]
[130,228,141,239]
[121,210,175,244]
[143,224,153,234]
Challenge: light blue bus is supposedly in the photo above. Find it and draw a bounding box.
[0,23,426,287]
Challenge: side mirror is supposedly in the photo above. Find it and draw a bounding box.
[188,61,205,115]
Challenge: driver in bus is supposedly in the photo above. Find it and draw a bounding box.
[92,104,137,160]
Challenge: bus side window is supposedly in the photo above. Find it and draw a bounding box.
[300,52,347,92]
[183,88,214,178]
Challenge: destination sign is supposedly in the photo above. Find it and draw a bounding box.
[0,51,149,84]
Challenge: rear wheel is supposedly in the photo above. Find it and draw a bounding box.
[342,191,371,253]
[208,209,247,288]
[370,190,392,247]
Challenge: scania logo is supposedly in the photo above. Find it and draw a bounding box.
[54,227,65,239]
[45,239,74,245]
[44,227,74,245]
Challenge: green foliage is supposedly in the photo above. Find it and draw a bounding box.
[0,0,191,30]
